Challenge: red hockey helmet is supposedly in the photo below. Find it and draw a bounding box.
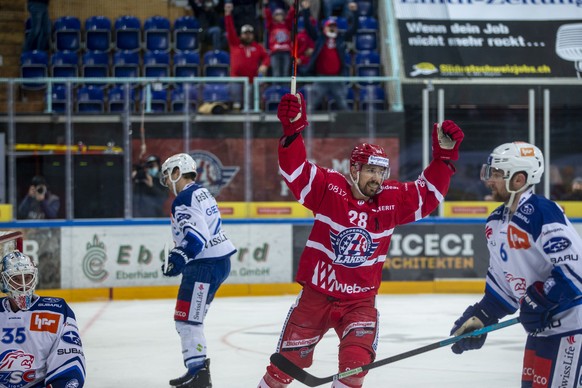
[350,143,390,179]
[350,143,389,168]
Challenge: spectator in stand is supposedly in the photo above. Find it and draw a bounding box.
[263,0,296,78]
[225,2,270,109]
[23,0,51,52]
[17,175,60,219]
[226,0,259,37]
[562,176,582,201]
[300,0,358,111]
[188,0,226,51]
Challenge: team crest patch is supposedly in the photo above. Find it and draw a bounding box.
[330,228,378,267]
[190,150,239,197]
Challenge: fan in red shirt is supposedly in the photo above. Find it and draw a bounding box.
[258,93,465,388]
[224,2,270,109]
[262,1,297,78]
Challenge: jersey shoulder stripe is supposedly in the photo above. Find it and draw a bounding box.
[513,195,566,241]
[486,205,505,222]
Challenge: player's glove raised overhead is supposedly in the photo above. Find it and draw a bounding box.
[277,93,308,137]
[432,120,464,161]
[162,246,191,277]
[519,281,559,334]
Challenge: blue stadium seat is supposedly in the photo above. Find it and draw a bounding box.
[173,51,200,78]
[358,85,386,111]
[174,16,201,52]
[203,50,230,78]
[328,87,355,111]
[20,50,48,90]
[262,85,289,111]
[82,51,109,88]
[113,51,140,84]
[356,0,374,16]
[85,16,112,52]
[171,84,200,112]
[76,86,105,113]
[49,85,71,113]
[355,32,377,52]
[202,83,230,103]
[144,16,171,52]
[355,51,380,86]
[108,85,136,112]
[358,16,378,32]
[143,51,170,79]
[114,15,141,52]
[51,51,78,85]
[149,89,168,112]
[53,16,81,52]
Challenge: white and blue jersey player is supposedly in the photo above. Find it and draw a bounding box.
[451,142,582,388]
[160,153,236,388]
[0,251,85,388]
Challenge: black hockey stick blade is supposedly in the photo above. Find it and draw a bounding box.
[270,317,520,387]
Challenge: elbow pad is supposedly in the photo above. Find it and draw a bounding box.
[181,230,205,258]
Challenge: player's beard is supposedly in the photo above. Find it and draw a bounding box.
[489,185,510,203]
[359,180,380,197]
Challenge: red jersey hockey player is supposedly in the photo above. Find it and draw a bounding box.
[258,93,464,388]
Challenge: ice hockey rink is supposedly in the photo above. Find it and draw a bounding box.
[73,293,525,387]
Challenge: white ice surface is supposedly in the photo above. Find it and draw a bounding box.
[73,294,525,387]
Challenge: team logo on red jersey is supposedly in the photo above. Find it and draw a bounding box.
[507,225,530,249]
[330,228,379,267]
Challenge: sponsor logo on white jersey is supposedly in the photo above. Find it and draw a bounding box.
[30,312,60,333]
[543,237,572,254]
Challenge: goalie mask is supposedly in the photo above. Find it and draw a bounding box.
[160,153,198,196]
[1,251,38,311]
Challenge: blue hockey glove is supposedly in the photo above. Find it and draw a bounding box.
[450,303,499,354]
[519,281,558,334]
[162,247,190,277]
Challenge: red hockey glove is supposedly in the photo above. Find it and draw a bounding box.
[432,120,464,161]
[277,93,308,137]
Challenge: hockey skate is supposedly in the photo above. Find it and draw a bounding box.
[169,359,212,388]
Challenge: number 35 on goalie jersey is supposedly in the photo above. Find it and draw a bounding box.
[0,296,86,388]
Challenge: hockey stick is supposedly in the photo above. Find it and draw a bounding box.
[290,0,300,94]
[270,317,520,387]
[138,85,147,160]
[163,243,169,274]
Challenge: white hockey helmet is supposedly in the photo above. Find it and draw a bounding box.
[481,142,544,188]
[1,251,38,311]
[160,153,197,194]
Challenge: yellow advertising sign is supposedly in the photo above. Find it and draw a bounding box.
[218,202,313,219]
